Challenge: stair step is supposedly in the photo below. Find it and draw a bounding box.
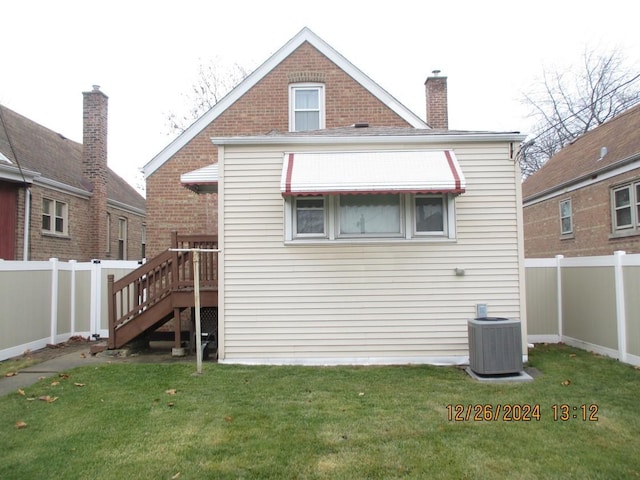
[90,342,108,355]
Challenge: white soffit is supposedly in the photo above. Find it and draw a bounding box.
[280,150,466,196]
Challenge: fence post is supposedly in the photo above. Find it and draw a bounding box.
[614,251,627,363]
[90,260,101,338]
[69,260,77,336]
[555,255,564,340]
[107,274,115,349]
[49,258,59,345]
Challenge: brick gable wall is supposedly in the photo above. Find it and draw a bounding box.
[146,42,413,256]
[524,170,640,257]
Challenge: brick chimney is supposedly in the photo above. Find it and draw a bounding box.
[425,70,448,129]
[82,85,108,259]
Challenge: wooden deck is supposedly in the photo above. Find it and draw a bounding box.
[107,233,218,350]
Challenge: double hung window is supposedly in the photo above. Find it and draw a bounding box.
[612,182,640,232]
[42,198,68,235]
[560,199,573,235]
[289,84,325,132]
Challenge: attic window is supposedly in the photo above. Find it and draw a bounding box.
[289,84,325,132]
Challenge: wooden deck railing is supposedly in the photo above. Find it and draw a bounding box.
[107,233,218,348]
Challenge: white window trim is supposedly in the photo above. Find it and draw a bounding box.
[42,198,68,236]
[106,212,111,254]
[118,217,128,260]
[288,83,325,132]
[612,183,636,231]
[559,198,573,235]
[293,196,327,239]
[285,193,457,243]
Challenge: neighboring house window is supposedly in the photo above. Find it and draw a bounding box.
[559,199,573,235]
[289,84,325,132]
[106,213,111,254]
[42,198,68,235]
[612,183,639,231]
[141,224,146,259]
[118,217,127,260]
[286,193,456,241]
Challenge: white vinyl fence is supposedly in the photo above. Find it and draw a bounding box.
[3,253,639,366]
[526,251,640,367]
[0,259,139,361]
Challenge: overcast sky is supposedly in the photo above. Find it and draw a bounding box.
[2,0,638,193]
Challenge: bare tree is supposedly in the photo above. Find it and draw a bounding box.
[520,48,640,178]
[166,57,250,135]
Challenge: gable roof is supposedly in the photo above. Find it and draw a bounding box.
[144,27,428,178]
[0,104,145,213]
[522,103,640,203]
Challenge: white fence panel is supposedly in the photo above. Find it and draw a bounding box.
[0,259,139,361]
[526,251,640,367]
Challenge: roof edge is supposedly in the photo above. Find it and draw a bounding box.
[143,27,428,178]
[0,163,40,183]
[523,152,640,205]
[212,132,527,146]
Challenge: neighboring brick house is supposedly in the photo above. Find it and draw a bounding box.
[523,103,640,257]
[143,27,450,257]
[0,87,146,261]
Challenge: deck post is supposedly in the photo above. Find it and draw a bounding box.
[173,308,182,350]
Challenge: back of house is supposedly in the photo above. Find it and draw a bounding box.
[139,27,527,365]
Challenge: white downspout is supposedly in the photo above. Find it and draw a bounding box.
[23,187,31,261]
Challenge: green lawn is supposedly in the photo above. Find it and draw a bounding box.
[1,344,639,479]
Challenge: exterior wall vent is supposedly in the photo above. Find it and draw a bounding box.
[468,317,523,375]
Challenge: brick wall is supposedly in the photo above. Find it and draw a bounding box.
[146,42,413,256]
[524,170,640,257]
[12,184,145,262]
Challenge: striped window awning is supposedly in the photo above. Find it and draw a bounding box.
[280,150,465,196]
[180,163,218,194]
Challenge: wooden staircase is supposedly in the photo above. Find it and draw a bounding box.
[106,233,218,350]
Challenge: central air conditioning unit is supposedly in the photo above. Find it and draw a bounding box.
[468,317,523,375]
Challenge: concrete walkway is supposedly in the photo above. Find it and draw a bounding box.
[0,347,111,397]
[1,343,201,397]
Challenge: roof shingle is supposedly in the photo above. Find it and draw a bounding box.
[522,103,640,201]
[0,104,145,211]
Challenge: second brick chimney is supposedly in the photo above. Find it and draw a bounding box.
[82,85,109,259]
[425,70,448,129]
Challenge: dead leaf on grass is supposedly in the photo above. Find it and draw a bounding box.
[569,354,577,358]
[561,380,572,386]
[80,353,87,358]
[358,392,365,397]
[172,473,181,479]
[165,389,177,395]
[39,395,59,403]
[17,389,25,396]
[15,421,28,429]
[59,373,70,380]
[5,371,17,377]
[224,416,232,423]
[51,381,60,386]
[168,402,175,407]
[74,383,86,387]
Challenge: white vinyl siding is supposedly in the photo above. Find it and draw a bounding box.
[218,142,524,364]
